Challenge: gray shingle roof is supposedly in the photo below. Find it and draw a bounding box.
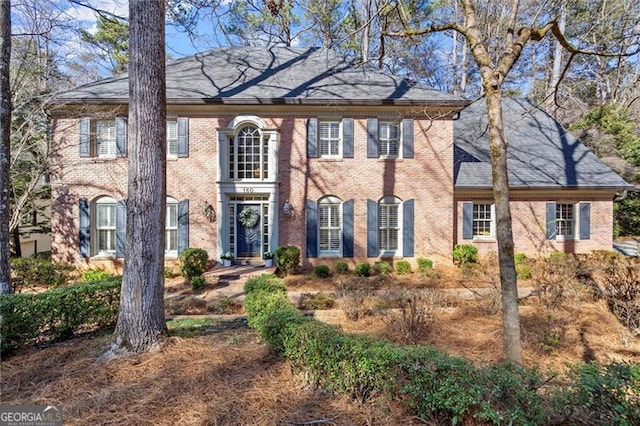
[55,47,467,106]
[454,97,633,190]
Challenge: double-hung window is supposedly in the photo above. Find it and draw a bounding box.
[94,197,116,255]
[94,120,117,157]
[473,204,494,238]
[319,121,341,157]
[378,121,400,157]
[166,200,178,255]
[319,196,341,255]
[167,120,178,157]
[555,203,575,238]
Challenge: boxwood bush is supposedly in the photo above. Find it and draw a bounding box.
[10,258,74,293]
[0,277,121,354]
[243,273,640,425]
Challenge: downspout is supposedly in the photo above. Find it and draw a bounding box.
[613,190,628,202]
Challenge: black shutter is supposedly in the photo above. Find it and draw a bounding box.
[580,203,591,240]
[367,118,378,158]
[403,199,414,257]
[177,117,189,158]
[342,199,354,257]
[462,202,474,240]
[116,117,127,157]
[402,119,414,158]
[177,200,189,254]
[342,118,354,158]
[306,199,318,258]
[79,198,90,257]
[79,119,90,157]
[546,202,557,240]
[367,199,378,257]
[116,199,126,257]
[306,118,318,158]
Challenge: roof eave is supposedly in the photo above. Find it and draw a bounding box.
[454,184,635,191]
[50,97,471,109]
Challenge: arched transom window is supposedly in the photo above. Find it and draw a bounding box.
[230,125,268,180]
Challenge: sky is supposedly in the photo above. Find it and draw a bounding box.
[62,0,217,59]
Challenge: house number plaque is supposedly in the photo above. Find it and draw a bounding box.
[243,187,255,193]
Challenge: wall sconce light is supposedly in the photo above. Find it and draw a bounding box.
[204,201,216,223]
[282,199,295,218]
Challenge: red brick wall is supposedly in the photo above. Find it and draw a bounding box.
[51,112,618,271]
[454,194,615,258]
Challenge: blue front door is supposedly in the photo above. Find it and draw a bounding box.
[237,204,261,257]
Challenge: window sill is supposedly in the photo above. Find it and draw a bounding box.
[377,157,402,162]
[318,157,343,162]
[92,156,119,162]
[167,156,179,162]
[91,254,116,259]
[473,237,496,243]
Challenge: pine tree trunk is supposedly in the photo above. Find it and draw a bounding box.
[485,90,522,364]
[0,0,12,295]
[114,0,167,352]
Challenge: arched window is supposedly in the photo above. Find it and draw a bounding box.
[230,125,268,180]
[318,196,342,256]
[94,196,117,255]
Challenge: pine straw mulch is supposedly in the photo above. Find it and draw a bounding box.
[0,328,418,426]
[333,298,640,372]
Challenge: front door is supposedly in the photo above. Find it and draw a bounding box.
[236,204,261,257]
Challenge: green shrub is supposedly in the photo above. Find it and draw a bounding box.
[516,264,533,280]
[373,260,392,275]
[335,261,349,274]
[298,292,335,310]
[313,264,330,278]
[514,253,527,264]
[275,246,300,275]
[190,275,206,290]
[417,258,433,273]
[551,362,640,425]
[243,272,638,425]
[453,244,478,265]
[354,262,370,277]
[82,268,113,282]
[9,258,74,292]
[179,248,209,281]
[163,266,176,278]
[395,260,412,275]
[0,278,121,354]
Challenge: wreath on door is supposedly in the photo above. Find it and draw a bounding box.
[239,207,259,228]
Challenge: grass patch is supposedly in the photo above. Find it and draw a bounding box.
[166,317,221,337]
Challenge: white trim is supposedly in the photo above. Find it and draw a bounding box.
[229,115,267,130]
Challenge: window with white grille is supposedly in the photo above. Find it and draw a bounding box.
[95,197,116,255]
[556,203,575,237]
[319,121,340,157]
[379,121,399,157]
[473,204,494,237]
[94,120,116,157]
[167,120,178,157]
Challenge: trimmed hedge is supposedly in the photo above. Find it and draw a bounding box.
[244,274,640,425]
[0,278,121,354]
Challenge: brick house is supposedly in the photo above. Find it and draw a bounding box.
[49,47,632,270]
